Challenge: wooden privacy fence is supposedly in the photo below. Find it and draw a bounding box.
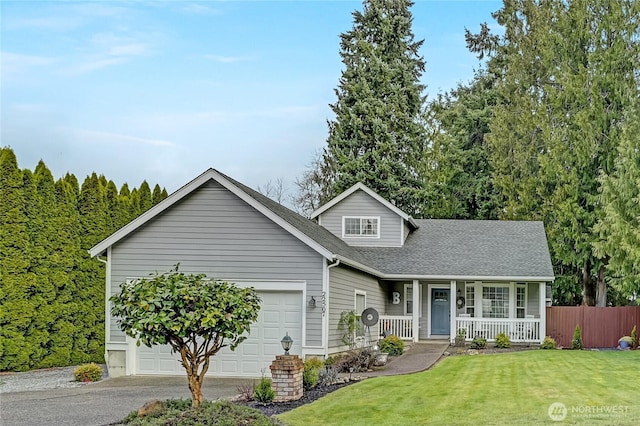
[546,306,640,348]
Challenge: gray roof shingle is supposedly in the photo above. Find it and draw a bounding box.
[355,219,554,279]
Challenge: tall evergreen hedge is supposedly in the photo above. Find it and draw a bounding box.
[0,147,167,371]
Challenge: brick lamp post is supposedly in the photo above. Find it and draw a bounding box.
[269,332,304,402]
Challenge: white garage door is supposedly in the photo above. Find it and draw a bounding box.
[136,290,303,377]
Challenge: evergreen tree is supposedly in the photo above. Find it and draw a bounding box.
[138,180,152,213]
[594,103,640,297]
[323,0,427,215]
[0,149,32,370]
[152,183,163,205]
[420,69,500,219]
[481,0,640,305]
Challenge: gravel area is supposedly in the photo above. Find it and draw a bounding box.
[0,364,108,394]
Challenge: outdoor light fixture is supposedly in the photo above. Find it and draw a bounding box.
[309,296,316,308]
[281,332,293,355]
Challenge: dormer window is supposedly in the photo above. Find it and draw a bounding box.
[343,216,379,238]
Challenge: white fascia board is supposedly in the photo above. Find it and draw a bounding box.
[90,168,334,260]
[380,274,556,282]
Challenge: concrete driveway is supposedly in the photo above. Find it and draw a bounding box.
[0,376,248,426]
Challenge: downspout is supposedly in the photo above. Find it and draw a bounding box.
[323,257,340,357]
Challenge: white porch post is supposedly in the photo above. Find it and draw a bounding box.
[450,280,457,343]
[539,282,546,343]
[412,279,419,342]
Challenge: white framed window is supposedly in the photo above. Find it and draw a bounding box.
[465,282,475,317]
[343,216,380,238]
[403,284,422,316]
[355,290,367,338]
[516,284,527,318]
[482,285,510,318]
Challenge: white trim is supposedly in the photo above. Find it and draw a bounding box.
[412,280,420,342]
[89,169,334,260]
[539,282,546,344]
[342,216,381,239]
[222,280,306,292]
[382,274,555,282]
[310,182,418,228]
[104,247,112,348]
[450,280,457,343]
[403,283,423,317]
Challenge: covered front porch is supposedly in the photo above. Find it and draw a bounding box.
[378,280,547,344]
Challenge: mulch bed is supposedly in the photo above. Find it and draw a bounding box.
[242,381,357,417]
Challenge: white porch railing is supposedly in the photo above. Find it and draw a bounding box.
[456,317,541,343]
[379,315,413,340]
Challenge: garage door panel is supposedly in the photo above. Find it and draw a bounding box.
[135,290,303,377]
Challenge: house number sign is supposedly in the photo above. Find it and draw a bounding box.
[321,291,327,315]
[392,291,401,304]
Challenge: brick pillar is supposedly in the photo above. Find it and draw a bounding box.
[269,355,304,402]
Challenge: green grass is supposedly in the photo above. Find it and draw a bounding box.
[278,350,639,425]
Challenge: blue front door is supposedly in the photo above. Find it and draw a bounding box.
[431,289,450,335]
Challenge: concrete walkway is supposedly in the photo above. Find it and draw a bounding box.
[363,341,449,377]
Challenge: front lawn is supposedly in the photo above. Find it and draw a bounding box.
[278,350,639,425]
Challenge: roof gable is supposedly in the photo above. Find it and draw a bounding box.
[311,183,418,228]
[89,169,335,259]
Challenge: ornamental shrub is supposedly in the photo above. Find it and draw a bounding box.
[303,357,324,390]
[74,363,103,382]
[495,332,511,349]
[470,336,487,349]
[631,325,637,349]
[253,375,274,403]
[540,336,557,349]
[571,325,583,350]
[379,335,405,356]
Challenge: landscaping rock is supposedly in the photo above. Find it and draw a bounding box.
[468,349,479,356]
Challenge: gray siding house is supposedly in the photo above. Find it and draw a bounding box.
[91,169,554,377]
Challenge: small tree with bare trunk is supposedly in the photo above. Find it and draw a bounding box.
[110,264,260,406]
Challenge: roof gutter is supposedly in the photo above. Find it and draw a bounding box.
[333,255,555,282]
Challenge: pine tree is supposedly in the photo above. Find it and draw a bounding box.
[323,0,426,215]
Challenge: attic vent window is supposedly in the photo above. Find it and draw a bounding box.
[343,217,379,238]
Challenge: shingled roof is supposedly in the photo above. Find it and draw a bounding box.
[91,169,554,281]
[355,219,554,280]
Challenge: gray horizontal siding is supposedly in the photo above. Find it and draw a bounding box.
[327,265,386,350]
[319,190,402,247]
[109,180,323,346]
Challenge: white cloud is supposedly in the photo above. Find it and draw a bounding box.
[1,51,57,79]
[63,128,176,148]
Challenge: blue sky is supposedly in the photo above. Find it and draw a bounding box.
[1,0,501,197]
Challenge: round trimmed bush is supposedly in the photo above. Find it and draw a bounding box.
[379,335,405,356]
[74,363,103,382]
